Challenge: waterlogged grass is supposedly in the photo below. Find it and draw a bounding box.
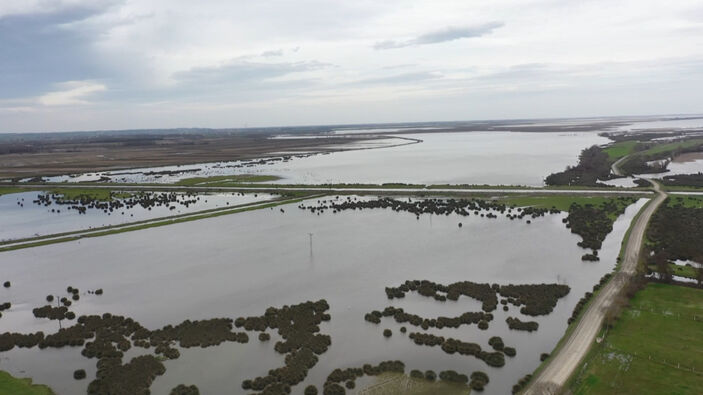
[360,372,471,395]
[648,263,699,279]
[572,283,703,395]
[0,371,54,395]
[499,195,617,212]
[0,186,26,196]
[604,141,638,161]
[176,174,282,186]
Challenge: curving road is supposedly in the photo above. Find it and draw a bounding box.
[524,180,667,394]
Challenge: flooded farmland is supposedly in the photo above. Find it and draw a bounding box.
[0,191,276,241]
[41,131,610,186]
[0,195,647,394]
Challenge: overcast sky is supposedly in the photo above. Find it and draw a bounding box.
[1,0,703,132]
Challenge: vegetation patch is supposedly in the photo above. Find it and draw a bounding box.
[236,300,331,394]
[564,197,637,259]
[364,306,493,329]
[384,280,569,316]
[660,173,703,188]
[505,317,539,332]
[408,332,506,367]
[0,370,54,395]
[170,384,200,395]
[646,198,703,269]
[545,146,612,186]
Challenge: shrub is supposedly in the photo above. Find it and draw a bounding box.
[3,281,10,288]
[170,384,199,395]
[304,385,318,395]
[73,369,86,380]
[383,329,392,338]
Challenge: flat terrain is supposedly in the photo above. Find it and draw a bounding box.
[572,283,703,394]
[524,181,666,394]
[0,131,370,179]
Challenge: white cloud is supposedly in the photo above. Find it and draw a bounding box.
[38,81,107,106]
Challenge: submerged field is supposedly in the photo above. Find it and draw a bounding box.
[0,195,645,394]
[0,191,276,241]
[39,131,610,186]
[572,283,703,394]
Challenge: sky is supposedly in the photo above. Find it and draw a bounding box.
[1,0,703,133]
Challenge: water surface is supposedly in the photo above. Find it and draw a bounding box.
[0,196,646,394]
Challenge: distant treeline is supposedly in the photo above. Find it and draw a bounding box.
[620,140,703,175]
[545,145,611,186]
[660,173,703,188]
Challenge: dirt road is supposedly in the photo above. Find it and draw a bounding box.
[524,180,666,394]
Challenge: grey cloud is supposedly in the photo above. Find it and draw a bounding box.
[261,49,284,57]
[352,71,441,86]
[174,61,329,87]
[374,22,503,50]
[0,4,115,99]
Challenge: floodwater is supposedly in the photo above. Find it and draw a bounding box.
[0,191,275,241]
[616,117,703,131]
[0,196,647,395]
[665,152,703,176]
[42,132,609,186]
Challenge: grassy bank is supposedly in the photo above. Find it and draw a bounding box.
[571,283,703,395]
[603,141,638,161]
[0,371,53,395]
[0,186,26,196]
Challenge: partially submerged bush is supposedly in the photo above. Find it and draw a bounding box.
[170,384,200,395]
[506,317,539,332]
[73,369,86,380]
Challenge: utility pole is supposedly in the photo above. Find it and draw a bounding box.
[308,233,314,259]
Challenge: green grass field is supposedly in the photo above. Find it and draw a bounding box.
[0,186,26,196]
[572,283,703,395]
[0,371,53,395]
[668,195,703,208]
[603,141,639,161]
[639,138,703,157]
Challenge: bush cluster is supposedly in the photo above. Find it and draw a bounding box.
[512,374,532,394]
[364,305,492,329]
[408,332,505,367]
[506,317,539,332]
[170,384,200,395]
[236,300,331,394]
